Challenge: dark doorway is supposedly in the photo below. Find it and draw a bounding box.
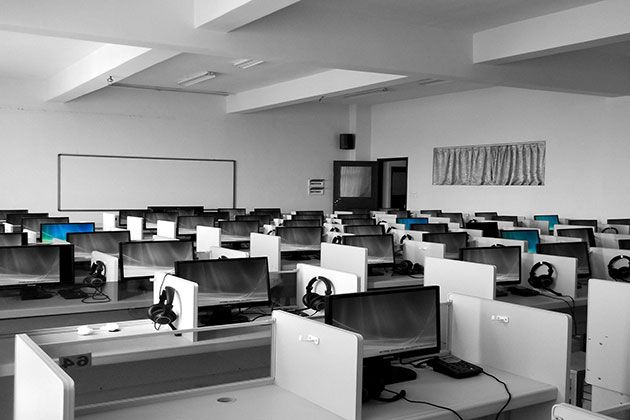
[378,158,408,210]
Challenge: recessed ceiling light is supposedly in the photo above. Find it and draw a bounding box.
[177,71,216,87]
[232,59,265,69]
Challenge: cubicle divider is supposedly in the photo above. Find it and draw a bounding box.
[472,236,527,252]
[522,219,549,235]
[2,223,14,233]
[594,232,630,249]
[521,253,578,297]
[196,226,221,253]
[102,212,117,231]
[390,228,425,246]
[402,240,445,266]
[424,257,496,302]
[152,273,198,333]
[156,220,176,239]
[22,228,36,244]
[294,263,361,310]
[589,247,630,280]
[496,220,516,230]
[249,232,281,272]
[605,224,630,235]
[374,214,397,225]
[320,243,368,292]
[127,216,143,241]
[552,403,630,420]
[91,251,119,284]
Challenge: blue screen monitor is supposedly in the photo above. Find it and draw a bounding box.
[534,215,560,232]
[396,217,428,230]
[41,222,95,243]
[500,229,540,253]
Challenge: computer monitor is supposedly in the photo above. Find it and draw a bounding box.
[40,222,95,243]
[145,211,179,227]
[235,214,272,226]
[388,210,411,218]
[218,208,247,220]
[22,217,70,238]
[500,229,540,253]
[466,221,500,238]
[568,219,599,231]
[494,215,519,226]
[119,240,194,280]
[325,285,440,386]
[342,234,395,272]
[292,214,325,223]
[0,232,28,246]
[218,220,259,241]
[295,210,325,217]
[147,206,204,216]
[203,211,230,222]
[6,212,48,226]
[282,219,322,227]
[440,212,464,227]
[117,209,146,227]
[344,225,385,235]
[420,210,441,217]
[534,215,560,232]
[67,230,131,260]
[619,239,630,250]
[396,217,428,230]
[460,246,521,286]
[253,208,282,219]
[556,227,596,247]
[474,212,498,220]
[0,209,28,221]
[536,241,591,278]
[422,232,467,259]
[410,223,448,234]
[175,257,271,325]
[337,214,372,221]
[343,218,375,226]
[276,226,322,254]
[608,218,630,226]
[177,216,215,235]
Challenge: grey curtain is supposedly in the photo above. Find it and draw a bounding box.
[432,141,545,186]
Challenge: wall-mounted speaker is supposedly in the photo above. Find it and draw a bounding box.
[340,133,356,150]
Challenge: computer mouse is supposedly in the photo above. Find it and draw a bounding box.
[77,325,94,336]
[100,322,120,332]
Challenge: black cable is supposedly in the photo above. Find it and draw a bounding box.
[539,292,577,336]
[383,389,464,420]
[81,285,111,304]
[249,313,270,321]
[481,371,512,420]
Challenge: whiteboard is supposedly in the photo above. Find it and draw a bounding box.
[58,154,235,211]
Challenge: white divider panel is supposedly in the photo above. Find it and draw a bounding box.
[472,236,527,252]
[295,264,360,309]
[156,220,176,239]
[496,220,516,229]
[102,212,117,231]
[23,228,37,244]
[586,279,630,398]
[207,246,249,259]
[391,228,425,246]
[522,219,550,235]
[402,240,444,265]
[450,293,571,403]
[153,273,198,333]
[3,223,13,233]
[320,242,368,292]
[325,231,353,243]
[272,311,361,420]
[375,214,397,224]
[589,247,630,280]
[606,224,630,235]
[424,257,495,302]
[552,403,628,420]
[521,253,578,297]
[127,216,143,241]
[334,211,353,216]
[262,224,275,234]
[91,251,119,284]
[250,232,281,272]
[195,226,221,253]
[323,222,342,234]
[429,216,451,224]
[14,334,74,420]
[595,232,630,249]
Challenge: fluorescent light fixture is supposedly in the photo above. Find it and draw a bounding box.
[177,71,216,87]
[343,87,389,99]
[233,59,265,69]
[417,78,449,86]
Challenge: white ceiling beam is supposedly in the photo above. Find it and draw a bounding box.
[46,45,178,102]
[474,0,630,64]
[194,0,301,32]
[226,69,406,113]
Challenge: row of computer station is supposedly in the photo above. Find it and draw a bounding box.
[4,207,630,420]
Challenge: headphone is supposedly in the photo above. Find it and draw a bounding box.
[302,276,333,311]
[528,261,555,289]
[387,226,396,233]
[395,259,423,276]
[332,235,343,244]
[608,255,630,282]
[147,286,178,328]
[329,227,340,233]
[267,229,276,235]
[602,226,619,234]
[400,234,413,244]
[84,261,106,288]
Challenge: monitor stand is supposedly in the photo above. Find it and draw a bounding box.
[368,267,386,277]
[284,252,311,261]
[199,308,250,326]
[363,358,416,400]
[20,285,53,300]
[495,286,509,297]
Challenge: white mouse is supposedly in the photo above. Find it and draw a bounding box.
[77,326,94,336]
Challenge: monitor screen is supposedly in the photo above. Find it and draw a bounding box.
[253,208,282,219]
[494,215,519,226]
[177,216,215,235]
[500,229,540,253]
[295,210,325,216]
[466,221,500,238]
[536,241,591,278]
[556,227,596,247]
[420,210,441,217]
[343,218,375,226]
[534,215,560,232]
[41,222,95,243]
[147,206,204,216]
[0,209,28,220]
[0,244,74,287]
[440,212,464,227]
[0,233,28,246]
[276,227,322,252]
[474,212,497,220]
[119,240,194,280]
[218,208,247,220]
[6,213,48,226]
[22,217,70,236]
[292,214,324,223]
[608,218,630,226]
[235,214,271,226]
[619,239,630,250]
[460,246,521,285]
[204,211,230,222]
[397,217,428,230]
[410,223,448,234]
[337,214,372,220]
[67,230,131,260]
[175,257,270,308]
[422,232,467,259]
[218,221,259,241]
[145,211,179,226]
[568,219,598,231]
[325,286,440,360]
[117,210,146,227]
[344,225,385,235]
[282,219,322,227]
[342,234,395,267]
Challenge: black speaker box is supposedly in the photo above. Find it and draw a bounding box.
[340,133,356,150]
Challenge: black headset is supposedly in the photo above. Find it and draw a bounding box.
[528,261,555,289]
[395,259,423,276]
[148,286,178,328]
[602,226,619,234]
[332,235,343,244]
[400,234,413,244]
[84,261,106,288]
[608,255,630,282]
[267,229,276,235]
[329,227,341,233]
[302,276,333,311]
[387,226,396,233]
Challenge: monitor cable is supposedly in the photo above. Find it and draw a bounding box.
[81,285,111,304]
[481,371,512,420]
[539,292,577,336]
[382,389,464,420]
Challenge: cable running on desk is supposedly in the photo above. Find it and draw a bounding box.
[383,388,464,420]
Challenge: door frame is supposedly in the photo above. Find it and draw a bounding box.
[377,157,408,210]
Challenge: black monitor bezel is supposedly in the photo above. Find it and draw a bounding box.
[494,215,519,225]
[343,224,386,235]
[420,210,442,217]
[440,212,465,227]
[460,245,522,286]
[341,234,395,268]
[567,219,599,231]
[6,212,49,226]
[410,223,448,233]
[235,214,272,226]
[607,218,630,226]
[147,206,204,216]
[40,222,95,243]
[619,239,630,250]
[0,209,28,220]
[536,241,592,278]
[117,209,147,227]
[275,226,323,251]
[118,239,194,281]
[342,218,376,226]
[422,232,468,258]
[466,221,500,238]
[474,212,498,219]
[556,227,596,247]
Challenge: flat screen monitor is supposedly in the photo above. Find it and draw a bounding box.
[494,215,519,226]
[397,217,428,230]
[342,234,395,268]
[556,227,596,247]
[536,241,591,278]
[0,244,74,288]
[619,239,630,250]
[41,222,95,243]
[6,212,48,226]
[119,240,194,280]
[474,212,497,220]
[235,214,272,226]
[117,210,146,227]
[67,230,131,260]
[218,208,247,220]
[440,212,464,227]
[568,219,598,231]
[410,223,448,234]
[534,215,560,232]
[22,217,70,237]
[500,229,540,253]
[466,221,500,238]
[292,214,325,223]
[344,225,385,236]
[253,208,282,219]
[145,211,178,226]
[460,246,521,286]
[276,227,322,253]
[204,211,230,222]
[218,221,259,242]
[337,214,372,220]
[147,206,204,216]
[282,219,322,227]
[0,209,28,220]
[343,218,375,226]
[420,210,441,217]
[608,218,630,226]
[177,216,215,235]
[296,210,325,216]
[0,233,28,246]
[422,232,467,259]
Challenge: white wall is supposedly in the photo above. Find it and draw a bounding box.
[371,87,630,220]
[0,85,349,219]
